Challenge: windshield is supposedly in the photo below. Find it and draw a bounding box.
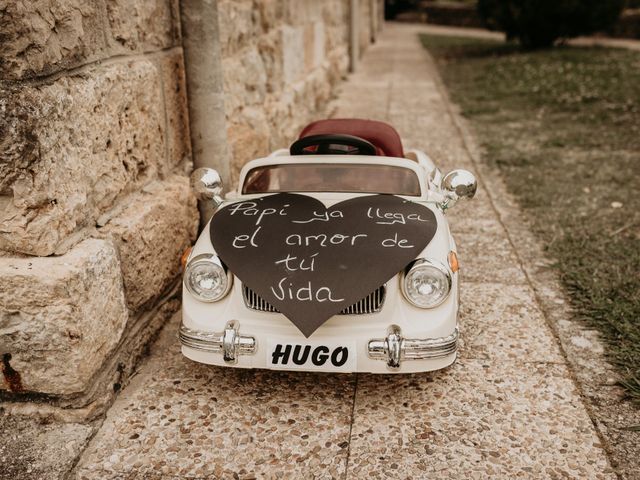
[242,163,422,196]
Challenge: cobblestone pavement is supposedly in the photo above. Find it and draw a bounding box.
[74,24,616,479]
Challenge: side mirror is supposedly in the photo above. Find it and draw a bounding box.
[190,167,224,205]
[440,169,477,210]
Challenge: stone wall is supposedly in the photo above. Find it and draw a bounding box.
[0,0,382,417]
[219,0,383,185]
[0,1,197,414]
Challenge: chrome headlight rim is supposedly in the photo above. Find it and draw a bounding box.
[401,258,452,309]
[184,253,233,303]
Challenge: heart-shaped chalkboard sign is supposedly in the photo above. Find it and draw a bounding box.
[210,193,437,337]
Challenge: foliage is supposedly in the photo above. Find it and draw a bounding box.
[420,34,640,401]
[477,0,625,48]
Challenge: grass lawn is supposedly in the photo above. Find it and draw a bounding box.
[420,34,640,401]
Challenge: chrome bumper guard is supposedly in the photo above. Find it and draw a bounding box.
[367,325,458,370]
[179,320,256,364]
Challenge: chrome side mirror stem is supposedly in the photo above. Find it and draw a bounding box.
[191,167,224,207]
[191,167,225,226]
[211,195,224,209]
[438,192,458,212]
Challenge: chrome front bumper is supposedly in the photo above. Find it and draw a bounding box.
[367,325,458,370]
[179,320,256,364]
[180,321,457,370]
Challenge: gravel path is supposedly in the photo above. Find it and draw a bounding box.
[74,24,616,479]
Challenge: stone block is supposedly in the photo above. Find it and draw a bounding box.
[325,22,349,53]
[281,25,305,84]
[309,68,332,111]
[264,95,296,153]
[0,239,128,395]
[217,0,261,58]
[222,48,267,118]
[304,23,316,72]
[157,51,192,173]
[290,68,330,122]
[106,0,180,52]
[322,0,349,52]
[0,0,108,80]
[283,0,323,24]
[321,0,349,28]
[358,0,372,55]
[258,30,285,94]
[0,413,94,479]
[254,0,285,32]
[313,21,326,69]
[0,59,165,256]
[326,46,350,86]
[100,176,198,311]
[227,108,271,184]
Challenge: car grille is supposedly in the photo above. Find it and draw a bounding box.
[242,284,386,315]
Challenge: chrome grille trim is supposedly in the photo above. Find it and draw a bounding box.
[242,284,386,315]
[243,285,276,312]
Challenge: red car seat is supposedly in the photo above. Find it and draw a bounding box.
[296,119,405,158]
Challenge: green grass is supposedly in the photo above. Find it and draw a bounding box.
[420,34,640,401]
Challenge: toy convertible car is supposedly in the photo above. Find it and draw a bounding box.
[180,119,476,373]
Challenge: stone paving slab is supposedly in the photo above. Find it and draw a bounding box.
[0,413,94,480]
[459,283,565,364]
[74,23,614,479]
[338,23,614,479]
[456,232,527,285]
[347,360,614,480]
[76,315,355,479]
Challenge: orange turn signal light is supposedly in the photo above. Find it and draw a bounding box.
[448,251,459,273]
[181,246,193,271]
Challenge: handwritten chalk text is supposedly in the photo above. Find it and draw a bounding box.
[271,277,345,303]
[367,207,428,225]
[228,201,291,226]
[292,210,344,223]
[285,233,368,247]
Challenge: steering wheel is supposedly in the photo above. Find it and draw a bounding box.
[290,134,377,156]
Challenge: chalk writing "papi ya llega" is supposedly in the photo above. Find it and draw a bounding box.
[224,200,429,304]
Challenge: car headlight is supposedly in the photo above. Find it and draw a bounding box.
[184,254,232,302]
[402,259,452,308]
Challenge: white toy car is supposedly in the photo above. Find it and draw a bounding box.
[180,119,476,373]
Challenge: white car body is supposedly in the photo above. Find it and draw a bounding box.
[181,148,466,373]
